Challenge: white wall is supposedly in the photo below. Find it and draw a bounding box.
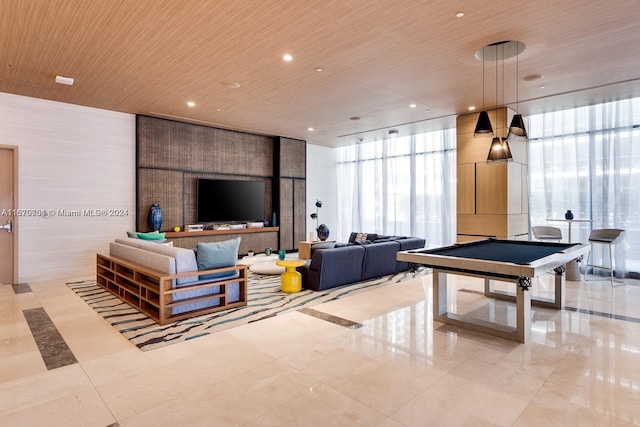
[0,93,135,283]
[305,144,339,241]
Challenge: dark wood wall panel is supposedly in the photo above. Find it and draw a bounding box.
[294,179,306,245]
[137,169,184,231]
[137,116,273,175]
[137,116,306,249]
[279,178,294,250]
[279,137,306,178]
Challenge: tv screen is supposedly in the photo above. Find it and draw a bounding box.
[197,179,265,223]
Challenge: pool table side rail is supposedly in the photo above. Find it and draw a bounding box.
[397,241,590,279]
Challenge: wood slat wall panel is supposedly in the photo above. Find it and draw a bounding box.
[279,179,294,250]
[137,116,273,176]
[279,137,306,178]
[137,169,184,231]
[294,180,307,245]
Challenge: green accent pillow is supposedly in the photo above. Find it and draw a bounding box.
[196,237,241,280]
[137,231,166,240]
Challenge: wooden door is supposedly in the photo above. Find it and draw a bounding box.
[0,146,17,284]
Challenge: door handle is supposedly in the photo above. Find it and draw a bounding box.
[0,220,12,233]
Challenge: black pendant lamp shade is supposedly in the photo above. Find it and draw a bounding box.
[487,136,513,163]
[507,113,528,140]
[474,111,494,136]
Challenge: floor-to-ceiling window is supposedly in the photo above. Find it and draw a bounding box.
[335,129,456,247]
[528,97,640,276]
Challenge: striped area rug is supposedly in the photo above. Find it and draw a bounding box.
[67,269,427,351]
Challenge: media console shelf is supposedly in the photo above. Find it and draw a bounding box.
[165,227,280,254]
[165,226,279,238]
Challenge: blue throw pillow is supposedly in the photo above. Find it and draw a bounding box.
[196,237,241,280]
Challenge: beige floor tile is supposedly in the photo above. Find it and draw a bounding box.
[2,271,639,426]
[119,359,322,426]
[0,364,93,416]
[242,383,386,427]
[390,373,530,427]
[0,388,115,427]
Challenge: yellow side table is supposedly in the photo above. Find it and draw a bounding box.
[275,259,306,293]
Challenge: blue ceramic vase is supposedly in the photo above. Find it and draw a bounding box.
[149,203,163,231]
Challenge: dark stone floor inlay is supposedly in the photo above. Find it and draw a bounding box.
[12,282,32,294]
[564,306,640,324]
[298,307,363,329]
[23,307,78,370]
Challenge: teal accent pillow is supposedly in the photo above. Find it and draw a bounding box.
[137,231,166,240]
[196,237,241,280]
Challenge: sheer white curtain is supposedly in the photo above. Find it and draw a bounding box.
[528,97,640,276]
[335,129,456,247]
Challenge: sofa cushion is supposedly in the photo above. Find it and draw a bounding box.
[114,238,198,284]
[110,242,176,276]
[305,245,365,291]
[137,231,166,240]
[196,237,241,280]
[361,241,401,280]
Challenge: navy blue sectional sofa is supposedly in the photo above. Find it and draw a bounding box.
[298,232,426,291]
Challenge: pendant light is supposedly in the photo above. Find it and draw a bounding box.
[487,42,513,163]
[474,46,493,136]
[507,42,528,141]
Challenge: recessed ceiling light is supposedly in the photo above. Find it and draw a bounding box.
[216,108,221,112]
[283,54,293,62]
[187,101,196,107]
[523,74,543,82]
[409,103,417,108]
[55,75,74,85]
[456,12,464,18]
[219,81,240,89]
[539,85,545,89]
[468,106,476,111]
[308,127,314,131]
[315,67,323,72]
[350,116,361,121]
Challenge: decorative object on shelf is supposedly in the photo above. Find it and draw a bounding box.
[278,249,286,260]
[310,199,330,241]
[149,203,163,231]
[173,226,181,232]
[247,250,254,257]
[316,224,330,241]
[265,247,272,256]
[272,212,277,227]
[565,210,574,220]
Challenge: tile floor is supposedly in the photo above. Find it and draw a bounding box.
[1,271,639,426]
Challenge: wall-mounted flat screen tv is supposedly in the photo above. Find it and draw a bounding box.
[197,179,265,223]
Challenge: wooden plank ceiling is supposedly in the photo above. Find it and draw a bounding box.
[2,0,640,146]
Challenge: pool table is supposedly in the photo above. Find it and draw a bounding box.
[397,239,590,343]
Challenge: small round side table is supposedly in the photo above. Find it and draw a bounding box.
[275,259,306,293]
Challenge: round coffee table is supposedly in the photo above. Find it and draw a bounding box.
[275,259,306,293]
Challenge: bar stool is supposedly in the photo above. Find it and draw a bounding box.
[532,226,563,242]
[584,228,625,286]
